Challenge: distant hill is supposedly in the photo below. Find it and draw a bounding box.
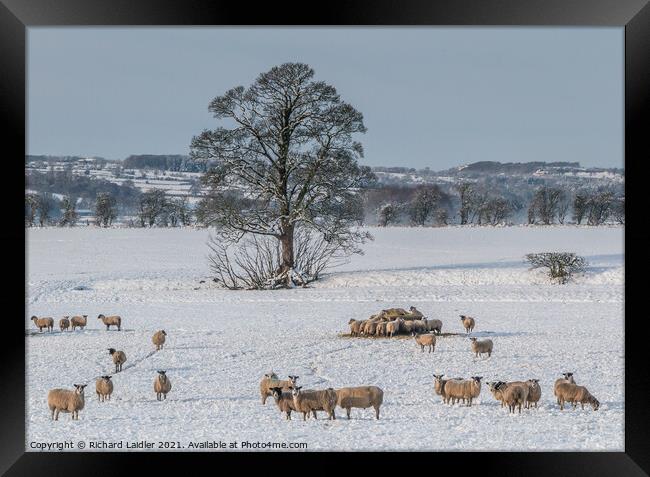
[454,161,582,175]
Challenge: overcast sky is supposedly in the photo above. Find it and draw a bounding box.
[27,27,623,169]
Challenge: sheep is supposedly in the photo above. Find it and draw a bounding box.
[31,316,54,333]
[554,372,576,404]
[154,370,172,401]
[363,320,379,336]
[59,317,70,332]
[385,318,402,337]
[555,382,600,411]
[486,381,507,407]
[413,331,436,353]
[95,375,114,402]
[406,306,424,319]
[423,317,443,334]
[152,330,167,350]
[459,315,475,333]
[356,320,368,336]
[348,319,363,337]
[412,319,428,334]
[433,374,454,404]
[70,315,88,331]
[470,337,493,358]
[291,386,338,421]
[108,348,127,373]
[335,386,384,420]
[97,314,122,331]
[270,387,297,420]
[401,320,415,334]
[375,321,387,337]
[443,376,482,406]
[496,381,529,414]
[525,379,542,409]
[259,372,298,405]
[47,384,87,420]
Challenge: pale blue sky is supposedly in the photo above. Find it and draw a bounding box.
[27,27,623,169]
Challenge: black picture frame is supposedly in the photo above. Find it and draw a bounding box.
[3,0,649,474]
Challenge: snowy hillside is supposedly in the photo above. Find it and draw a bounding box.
[26,226,624,451]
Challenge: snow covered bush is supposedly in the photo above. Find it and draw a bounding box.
[525,252,587,284]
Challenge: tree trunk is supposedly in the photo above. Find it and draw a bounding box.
[278,224,295,286]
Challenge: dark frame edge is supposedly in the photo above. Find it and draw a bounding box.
[3,0,649,475]
[625,0,650,473]
[0,0,26,475]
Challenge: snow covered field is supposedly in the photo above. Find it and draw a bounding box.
[26,226,624,451]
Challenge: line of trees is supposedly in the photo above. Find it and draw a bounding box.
[24,181,624,228]
[363,182,622,227]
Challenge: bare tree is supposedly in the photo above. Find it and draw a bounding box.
[587,190,614,225]
[191,63,373,287]
[377,202,400,227]
[526,252,587,284]
[36,192,54,227]
[455,182,474,225]
[95,192,117,227]
[480,197,512,225]
[408,186,441,226]
[528,186,565,225]
[434,207,448,226]
[611,196,625,224]
[59,195,78,226]
[25,193,39,227]
[572,191,589,224]
[556,191,571,224]
[138,190,167,227]
[167,196,192,227]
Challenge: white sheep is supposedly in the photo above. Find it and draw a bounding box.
[412,319,428,334]
[433,374,454,404]
[31,316,54,332]
[47,384,87,420]
[556,382,599,411]
[291,386,338,421]
[459,315,475,333]
[413,331,436,353]
[348,319,363,337]
[270,387,298,420]
[335,386,383,419]
[152,330,167,350]
[525,379,542,409]
[553,372,576,404]
[375,321,387,337]
[154,370,172,400]
[385,318,402,337]
[495,381,529,414]
[59,317,70,332]
[108,348,127,373]
[97,314,122,331]
[259,372,298,405]
[95,375,114,402]
[423,317,443,334]
[443,376,482,406]
[70,315,88,331]
[470,337,493,358]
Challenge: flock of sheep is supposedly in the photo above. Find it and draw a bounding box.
[34,304,601,423]
[30,314,171,420]
[347,306,600,416]
[260,373,384,421]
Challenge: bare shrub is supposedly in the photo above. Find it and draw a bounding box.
[525,252,587,284]
[208,228,361,290]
